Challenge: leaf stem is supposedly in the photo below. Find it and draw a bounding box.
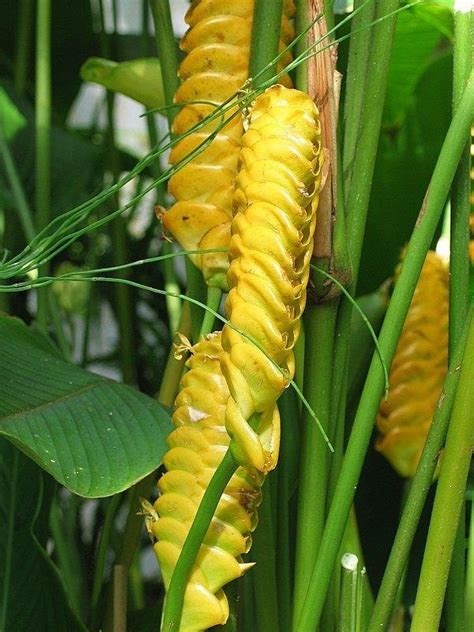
[293,303,336,627]
[342,0,376,195]
[249,0,284,84]
[296,69,474,632]
[149,0,207,343]
[35,0,52,330]
[411,308,474,632]
[252,480,280,632]
[445,6,473,626]
[368,308,471,631]
[199,286,221,338]
[14,0,34,96]
[161,447,239,631]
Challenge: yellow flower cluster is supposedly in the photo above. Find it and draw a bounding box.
[221,85,324,471]
[147,333,278,631]
[161,0,295,289]
[376,251,449,477]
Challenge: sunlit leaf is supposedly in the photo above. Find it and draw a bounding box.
[81,57,165,110]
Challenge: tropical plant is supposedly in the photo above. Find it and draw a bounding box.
[0,1,472,631]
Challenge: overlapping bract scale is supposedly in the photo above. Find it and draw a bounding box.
[220,85,324,471]
[162,0,296,289]
[148,333,279,631]
[376,251,449,477]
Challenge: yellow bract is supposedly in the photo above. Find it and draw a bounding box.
[376,250,449,477]
[147,333,278,631]
[161,0,295,289]
[221,85,324,471]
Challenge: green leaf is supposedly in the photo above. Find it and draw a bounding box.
[0,315,172,498]
[81,57,165,110]
[0,439,86,631]
[0,88,26,141]
[383,2,453,128]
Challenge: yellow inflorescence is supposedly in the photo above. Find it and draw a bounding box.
[147,333,279,631]
[221,85,324,471]
[161,0,295,290]
[376,251,449,478]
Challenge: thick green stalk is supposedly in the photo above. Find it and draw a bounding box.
[368,310,471,631]
[148,0,179,122]
[91,494,122,624]
[252,481,280,632]
[466,497,474,630]
[149,0,207,343]
[345,0,399,277]
[14,0,34,96]
[411,310,474,632]
[99,2,137,385]
[293,304,336,628]
[276,388,300,632]
[161,448,239,631]
[199,286,221,338]
[249,0,284,83]
[35,0,52,330]
[446,9,472,626]
[296,71,474,632]
[145,114,182,334]
[330,0,400,483]
[342,0,376,195]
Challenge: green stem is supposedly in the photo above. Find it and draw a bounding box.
[252,480,280,632]
[98,0,137,385]
[149,0,207,344]
[35,0,52,330]
[144,95,182,335]
[296,71,474,632]
[158,303,192,407]
[276,388,300,632]
[14,0,34,96]
[446,9,472,627]
[293,304,336,628]
[161,448,239,631]
[49,495,85,619]
[91,494,122,618]
[295,0,309,90]
[199,286,221,338]
[342,0,376,195]
[411,310,474,632]
[368,310,471,631]
[249,0,284,84]
[345,0,399,280]
[466,496,474,630]
[329,0,399,499]
[148,0,180,128]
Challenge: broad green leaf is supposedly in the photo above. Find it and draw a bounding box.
[0,439,86,631]
[383,2,453,128]
[81,57,165,110]
[0,315,172,497]
[0,88,26,141]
